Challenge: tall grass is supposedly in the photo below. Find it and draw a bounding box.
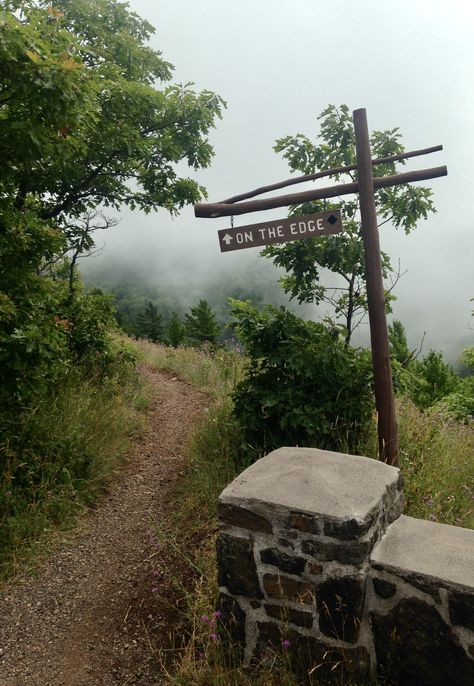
[144,342,474,685]
[398,400,473,527]
[0,358,146,580]
[136,340,244,402]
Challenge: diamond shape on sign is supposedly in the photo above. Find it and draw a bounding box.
[327,214,338,225]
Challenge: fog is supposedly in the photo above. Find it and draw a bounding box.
[81,0,474,361]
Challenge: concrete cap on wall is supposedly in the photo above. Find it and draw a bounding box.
[371,514,474,590]
[220,446,400,523]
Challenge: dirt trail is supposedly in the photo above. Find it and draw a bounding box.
[0,366,206,686]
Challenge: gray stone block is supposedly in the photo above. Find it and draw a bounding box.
[450,591,474,632]
[316,576,365,643]
[264,603,314,628]
[260,547,306,575]
[323,512,376,540]
[371,597,474,686]
[372,577,397,599]
[216,533,262,598]
[218,593,246,656]
[218,502,273,533]
[302,537,371,566]
[283,512,320,534]
[263,573,315,604]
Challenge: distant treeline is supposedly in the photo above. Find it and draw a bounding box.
[81,265,303,340]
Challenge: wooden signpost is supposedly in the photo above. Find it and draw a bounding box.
[218,210,342,252]
[194,109,447,467]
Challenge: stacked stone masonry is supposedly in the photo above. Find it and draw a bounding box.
[217,447,474,685]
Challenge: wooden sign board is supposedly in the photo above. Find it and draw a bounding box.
[217,210,343,253]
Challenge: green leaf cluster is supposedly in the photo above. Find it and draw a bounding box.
[265,104,436,344]
[0,0,224,404]
[408,351,460,410]
[230,300,374,456]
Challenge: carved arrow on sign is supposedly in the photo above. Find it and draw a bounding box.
[218,210,343,252]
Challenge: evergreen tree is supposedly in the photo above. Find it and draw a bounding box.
[137,302,163,343]
[166,312,186,348]
[185,299,220,345]
[389,320,412,367]
[411,351,459,409]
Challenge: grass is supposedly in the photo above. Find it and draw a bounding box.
[135,339,245,401]
[0,349,148,581]
[398,399,473,527]
[140,341,474,685]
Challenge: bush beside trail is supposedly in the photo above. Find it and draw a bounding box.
[231,300,374,457]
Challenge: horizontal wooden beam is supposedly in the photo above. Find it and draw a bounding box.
[194,165,447,219]
[218,145,443,205]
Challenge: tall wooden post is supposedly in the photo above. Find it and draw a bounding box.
[353,108,399,467]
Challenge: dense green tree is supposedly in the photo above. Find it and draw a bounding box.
[2,0,225,222]
[0,0,224,402]
[230,300,373,456]
[388,319,420,367]
[185,299,220,345]
[460,346,474,372]
[137,301,163,343]
[166,311,186,348]
[410,350,459,410]
[263,104,436,345]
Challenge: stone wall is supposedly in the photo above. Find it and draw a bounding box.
[216,447,474,685]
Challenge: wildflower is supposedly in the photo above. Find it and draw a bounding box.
[282,639,290,650]
[151,587,159,593]
[210,632,218,641]
[213,610,222,619]
[200,614,209,623]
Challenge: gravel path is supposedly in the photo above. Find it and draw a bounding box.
[0,366,206,686]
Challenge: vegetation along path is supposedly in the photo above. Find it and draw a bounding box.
[0,365,206,686]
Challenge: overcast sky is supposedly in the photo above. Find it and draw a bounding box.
[84,0,474,359]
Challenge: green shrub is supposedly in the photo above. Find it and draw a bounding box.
[408,350,459,410]
[431,377,474,424]
[230,301,373,456]
[64,287,118,363]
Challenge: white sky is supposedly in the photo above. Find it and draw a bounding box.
[85,0,474,359]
